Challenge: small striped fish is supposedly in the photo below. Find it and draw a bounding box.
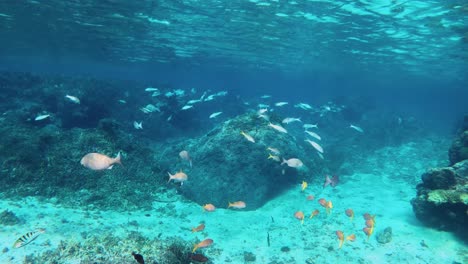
[13,228,46,248]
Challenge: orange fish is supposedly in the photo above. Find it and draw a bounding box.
[346,234,356,242]
[228,201,246,209]
[318,198,327,207]
[345,209,354,221]
[306,195,315,201]
[363,213,375,222]
[202,204,216,212]
[80,152,122,170]
[309,209,319,219]
[168,171,188,185]
[294,211,305,225]
[192,223,205,233]
[192,238,213,253]
[365,219,374,228]
[336,230,344,248]
[363,227,373,240]
[179,150,192,167]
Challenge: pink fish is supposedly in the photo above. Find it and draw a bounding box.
[179,150,192,167]
[80,152,122,170]
[323,175,339,188]
[168,171,188,185]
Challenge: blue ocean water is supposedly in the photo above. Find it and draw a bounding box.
[0,1,467,263]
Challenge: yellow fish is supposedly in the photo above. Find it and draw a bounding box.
[301,181,308,192]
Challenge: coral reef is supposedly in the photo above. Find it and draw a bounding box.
[156,112,322,210]
[449,115,468,165]
[20,232,212,264]
[376,227,392,244]
[411,120,468,240]
[0,72,170,211]
[0,210,23,226]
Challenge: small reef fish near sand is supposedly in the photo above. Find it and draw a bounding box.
[301,181,308,192]
[34,114,50,121]
[65,95,80,104]
[179,150,192,167]
[13,228,46,248]
[192,223,205,233]
[268,123,288,133]
[309,209,319,219]
[336,231,355,249]
[80,152,122,170]
[350,124,364,133]
[168,171,188,185]
[305,139,324,153]
[181,105,193,110]
[228,201,246,209]
[240,131,255,143]
[192,238,213,253]
[209,112,222,118]
[336,231,345,249]
[323,175,339,188]
[202,204,216,212]
[294,211,305,225]
[281,158,303,168]
[345,208,354,221]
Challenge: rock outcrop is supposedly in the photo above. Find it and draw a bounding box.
[157,113,321,210]
[448,116,468,165]
[411,118,468,240]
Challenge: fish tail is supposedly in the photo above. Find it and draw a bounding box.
[167,172,173,183]
[114,152,122,166]
[192,245,198,253]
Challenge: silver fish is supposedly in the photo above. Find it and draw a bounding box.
[350,124,364,133]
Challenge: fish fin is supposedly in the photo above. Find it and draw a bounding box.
[113,152,123,167]
[107,165,113,170]
[167,172,172,183]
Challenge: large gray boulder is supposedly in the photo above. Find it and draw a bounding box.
[157,113,320,210]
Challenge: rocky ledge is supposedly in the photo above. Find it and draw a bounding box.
[411,116,468,240]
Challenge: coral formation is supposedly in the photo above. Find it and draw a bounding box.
[449,115,468,165]
[376,227,392,244]
[411,119,468,240]
[0,210,23,226]
[21,232,212,264]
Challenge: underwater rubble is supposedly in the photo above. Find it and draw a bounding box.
[411,115,468,241]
